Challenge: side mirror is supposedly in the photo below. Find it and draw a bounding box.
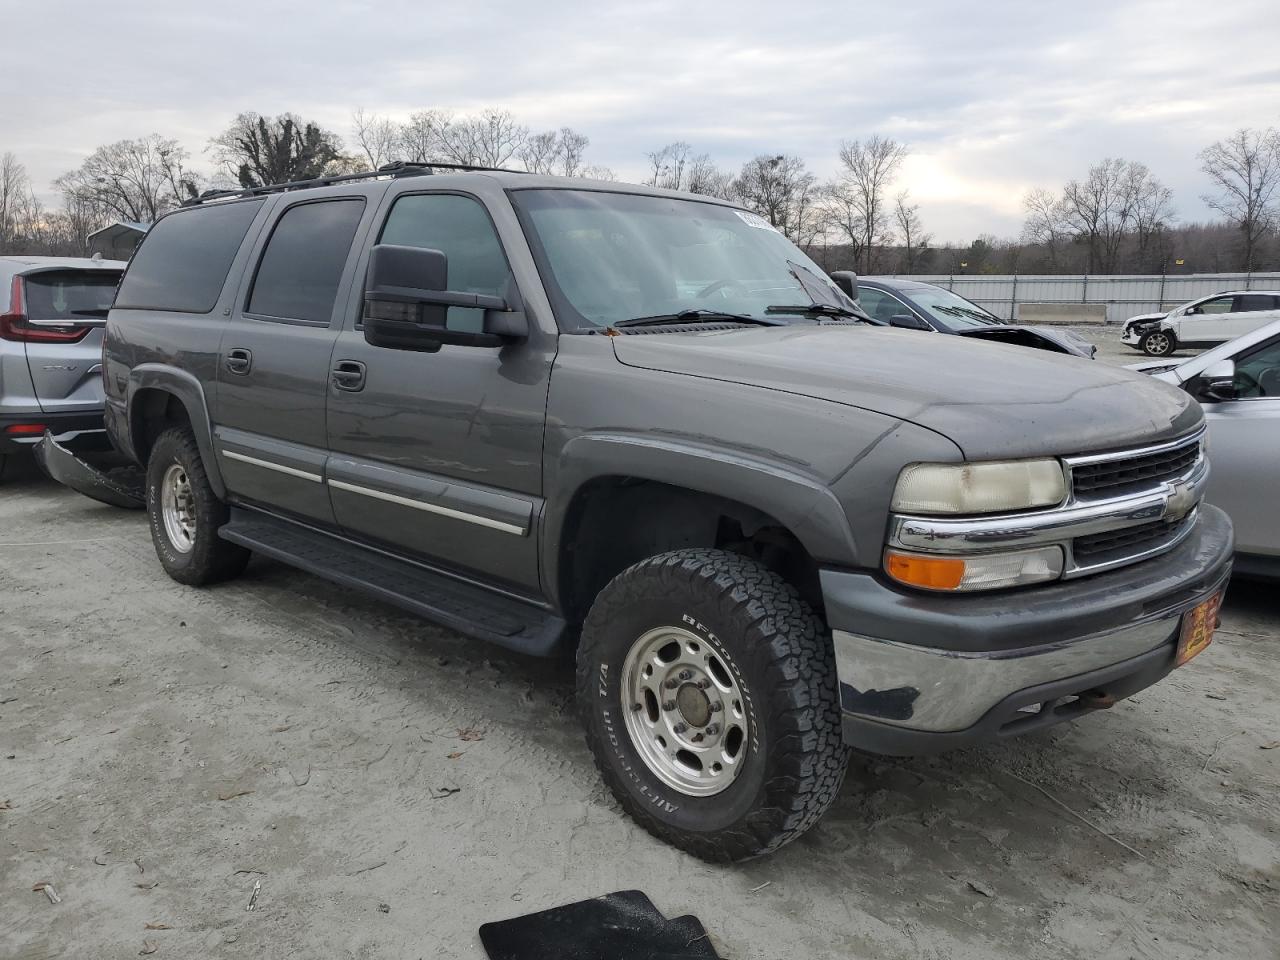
[1183,306,1200,316]
[1198,359,1237,402]
[830,271,858,301]
[362,244,527,352]
[890,313,932,331]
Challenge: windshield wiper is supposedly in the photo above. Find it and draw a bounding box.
[765,302,870,321]
[613,309,787,329]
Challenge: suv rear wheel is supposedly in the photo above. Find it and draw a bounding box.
[145,427,249,585]
[1140,329,1176,357]
[576,548,847,861]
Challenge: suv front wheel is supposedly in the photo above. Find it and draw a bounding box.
[1140,329,1177,357]
[145,427,250,585]
[577,548,848,861]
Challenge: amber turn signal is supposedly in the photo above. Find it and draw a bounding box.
[884,551,966,590]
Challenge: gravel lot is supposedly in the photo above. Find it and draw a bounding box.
[2,342,1276,959]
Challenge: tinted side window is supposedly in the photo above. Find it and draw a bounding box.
[248,199,365,324]
[115,200,263,313]
[1234,294,1275,313]
[858,288,907,324]
[1234,338,1280,398]
[378,194,509,331]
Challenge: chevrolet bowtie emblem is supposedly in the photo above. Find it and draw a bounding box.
[1165,481,1197,521]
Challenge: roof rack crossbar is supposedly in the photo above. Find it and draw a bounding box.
[182,161,528,206]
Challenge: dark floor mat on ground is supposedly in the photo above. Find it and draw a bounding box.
[478,890,721,959]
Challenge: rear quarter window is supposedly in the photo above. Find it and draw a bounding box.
[115,199,264,313]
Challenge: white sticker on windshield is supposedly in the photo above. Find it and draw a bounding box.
[734,210,778,231]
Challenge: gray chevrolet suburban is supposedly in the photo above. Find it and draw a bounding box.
[68,163,1233,861]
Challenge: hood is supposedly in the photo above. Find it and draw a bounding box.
[955,324,1096,358]
[611,325,1201,459]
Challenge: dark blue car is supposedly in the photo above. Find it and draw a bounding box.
[857,277,1097,359]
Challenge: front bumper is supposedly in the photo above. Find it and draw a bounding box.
[823,504,1233,755]
[1121,325,1152,345]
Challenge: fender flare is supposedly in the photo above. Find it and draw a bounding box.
[126,364,226,497]
[541,432,861,606]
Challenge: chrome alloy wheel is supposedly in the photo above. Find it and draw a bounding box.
[160,463,196,554]
[621,625,750,796]
[1144,332,1172,355]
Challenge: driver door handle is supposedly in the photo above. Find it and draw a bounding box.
[331,360,366,392]
[224,348,252,375]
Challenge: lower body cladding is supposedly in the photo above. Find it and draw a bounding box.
[824,504,1234,755]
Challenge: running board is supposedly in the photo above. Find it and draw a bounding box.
[218,508,567,657]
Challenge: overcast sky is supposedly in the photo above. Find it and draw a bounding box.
[7,0,1279,241]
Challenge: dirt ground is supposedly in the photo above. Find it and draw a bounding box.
[2,440,1277,959]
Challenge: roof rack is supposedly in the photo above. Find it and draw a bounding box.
[182,160,528,206]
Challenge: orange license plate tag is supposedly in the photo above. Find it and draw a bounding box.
[1176,592,1222,666]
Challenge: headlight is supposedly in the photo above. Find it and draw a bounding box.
[885,545,1065,592]
[891,460,1067,515]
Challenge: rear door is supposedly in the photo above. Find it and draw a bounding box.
[214,195,375,526]
[1225,294,1280,339]
[20,268,120,412]
[1201,334,1280,556]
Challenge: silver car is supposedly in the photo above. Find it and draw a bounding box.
[1132,318,1280,577]
[1,256,126,474]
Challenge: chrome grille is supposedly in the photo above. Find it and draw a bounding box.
[1072,512,1194,566]
[1070,433,1202,500]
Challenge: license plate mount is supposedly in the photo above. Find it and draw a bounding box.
[1176,592,1222,667]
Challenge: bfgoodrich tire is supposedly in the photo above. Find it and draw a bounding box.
[145,427,249,586]
[577,548,848,862]
[1140,329,1177,357]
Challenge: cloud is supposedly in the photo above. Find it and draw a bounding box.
[7,0,1278,241]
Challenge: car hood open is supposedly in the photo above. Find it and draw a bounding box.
[611,325,1201,459]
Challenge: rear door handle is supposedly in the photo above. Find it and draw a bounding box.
[331,360,366,392]
[224,348,252,375]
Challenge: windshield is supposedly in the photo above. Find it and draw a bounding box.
[908,287,1002,329]
[511,189,858,329]
[24,271,121,320]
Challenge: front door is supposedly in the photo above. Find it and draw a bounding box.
[1177,294,1236,345]
[325,190,554,592]
[215,196,372,525]
[1202,334,1280,556]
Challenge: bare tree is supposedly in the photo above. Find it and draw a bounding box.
[518,127,591,176]
[1129,163,1176,272]
[734,154,821,245]
[644,142,734,197]
[1020,187,1071,268]
[1,152,32,250]
[210,112,345,187]
[351,108,401,169]
[55,135,198,224]
[436,109,527,167]
[518,130,561,173]
[894,192,931,273]
[553,128,590,177]
[397,109,453,163]
[1061,158,1129,272]
[828,136,908,273]
[1200,128,1280,272]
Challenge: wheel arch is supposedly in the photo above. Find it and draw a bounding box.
[544,434,860,624]
[127,364,225,497]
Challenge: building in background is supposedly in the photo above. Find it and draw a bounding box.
[87,221,148,260]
